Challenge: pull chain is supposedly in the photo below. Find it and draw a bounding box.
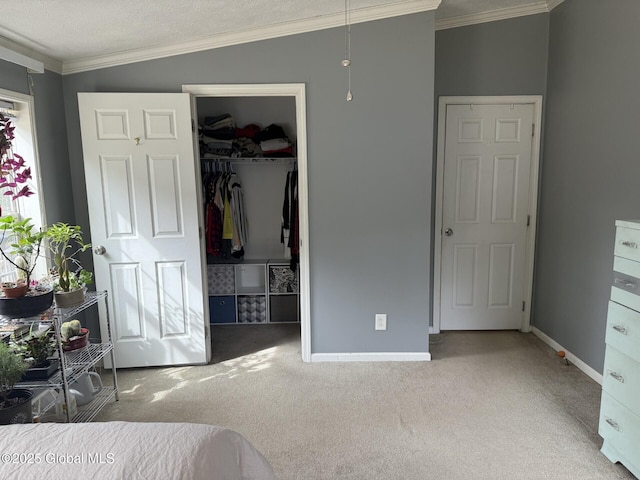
[341,0,353,102]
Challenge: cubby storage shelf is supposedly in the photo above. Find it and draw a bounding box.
[207,259,299,324]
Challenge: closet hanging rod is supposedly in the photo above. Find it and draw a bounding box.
[201,157,296,165]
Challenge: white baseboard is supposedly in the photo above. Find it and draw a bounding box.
[531,326,603,385]
[311,352,431,362]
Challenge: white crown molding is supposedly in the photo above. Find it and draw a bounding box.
[63,0,441,75]
[546,0,565,10]
[435,1,549,31]
[0,37,62,74]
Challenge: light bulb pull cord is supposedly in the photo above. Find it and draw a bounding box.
[343,0,353,101]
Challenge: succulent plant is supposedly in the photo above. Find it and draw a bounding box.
[61,319,82,342]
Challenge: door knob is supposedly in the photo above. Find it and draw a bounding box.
[444,228,454,237]
[93,245,106,255]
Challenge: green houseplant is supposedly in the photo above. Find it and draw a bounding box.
[0,341,32,424]
[11,326,58,380]
[0,216,54,317]
[44,222,92,307]
[0,215,44,288]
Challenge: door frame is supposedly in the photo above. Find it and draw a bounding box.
[182,83,311,362]
[432,95,543,334]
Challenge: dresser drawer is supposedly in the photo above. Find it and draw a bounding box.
[615,226,640,262]
[606,301,640,363]
[599,392,640,468]
[602,346,640,415]
[611,256,640,312]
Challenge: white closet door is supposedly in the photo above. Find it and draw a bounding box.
[78,92,209,368]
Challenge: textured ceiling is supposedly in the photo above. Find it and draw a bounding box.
[0,0,555,71]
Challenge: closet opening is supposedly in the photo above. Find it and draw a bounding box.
[183,84,310,363]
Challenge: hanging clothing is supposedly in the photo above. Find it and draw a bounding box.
[202,164,248,260]
[281,170,299,270]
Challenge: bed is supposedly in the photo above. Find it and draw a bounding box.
[0,421,275,480]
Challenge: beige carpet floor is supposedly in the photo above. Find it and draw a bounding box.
[95,325,635,480]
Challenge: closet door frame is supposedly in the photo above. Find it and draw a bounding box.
[182,83,311,362]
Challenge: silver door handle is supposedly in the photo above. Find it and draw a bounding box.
[444,228,454,237]
[608,371,625,383]
[605,417,621,431]
[614,277,636,289]
[93,245,106,255]
[612,324,628,335]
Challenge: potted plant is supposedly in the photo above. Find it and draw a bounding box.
[61,319,89,351]
[0,216,45,288]
[0,216,53,317]
[0,341,32,424]
[12,326,58,381]
[0,113,34,209]
[44,222,92,307]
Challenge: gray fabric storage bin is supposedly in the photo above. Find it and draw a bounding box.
[237,295,267,323]
[207,265,235,295]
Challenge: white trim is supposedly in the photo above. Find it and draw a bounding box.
[63,0,440,75]
[435,1,549,31]
[0,45,44,74]
[433,96,543,334]
[182,83,312,363]
[0,88,48,278]
[531,327,603,385]
[0,37,61,74]
[546,0,565,11]
[311,352,431,362]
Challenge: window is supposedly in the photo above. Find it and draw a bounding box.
[0,89,46,284]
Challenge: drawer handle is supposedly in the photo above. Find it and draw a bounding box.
[614,277,636,289]
[622,240,638,248]
[608,371,625,383]
[612,324,628,335]
[605,417,621,431]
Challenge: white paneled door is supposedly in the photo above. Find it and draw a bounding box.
[78,93,209,368]
[440,103,535,330]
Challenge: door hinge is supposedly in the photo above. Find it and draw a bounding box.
[522,301,526,312]
[532,123,535,137]
[527,214,531,227]
[191,119,195,133]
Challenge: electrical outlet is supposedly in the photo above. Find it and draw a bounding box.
[375,314,387,331]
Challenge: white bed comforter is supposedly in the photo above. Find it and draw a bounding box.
[0,421,275,480]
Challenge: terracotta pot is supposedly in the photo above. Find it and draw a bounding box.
[1,281,28,299]
[63,328,89,352]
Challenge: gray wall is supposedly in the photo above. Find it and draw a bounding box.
[532,0,640,372]
[435,14,549,98]
[0,61,74,225]
[62,12,435,355]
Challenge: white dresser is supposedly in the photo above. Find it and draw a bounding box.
[599,220,640,478]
